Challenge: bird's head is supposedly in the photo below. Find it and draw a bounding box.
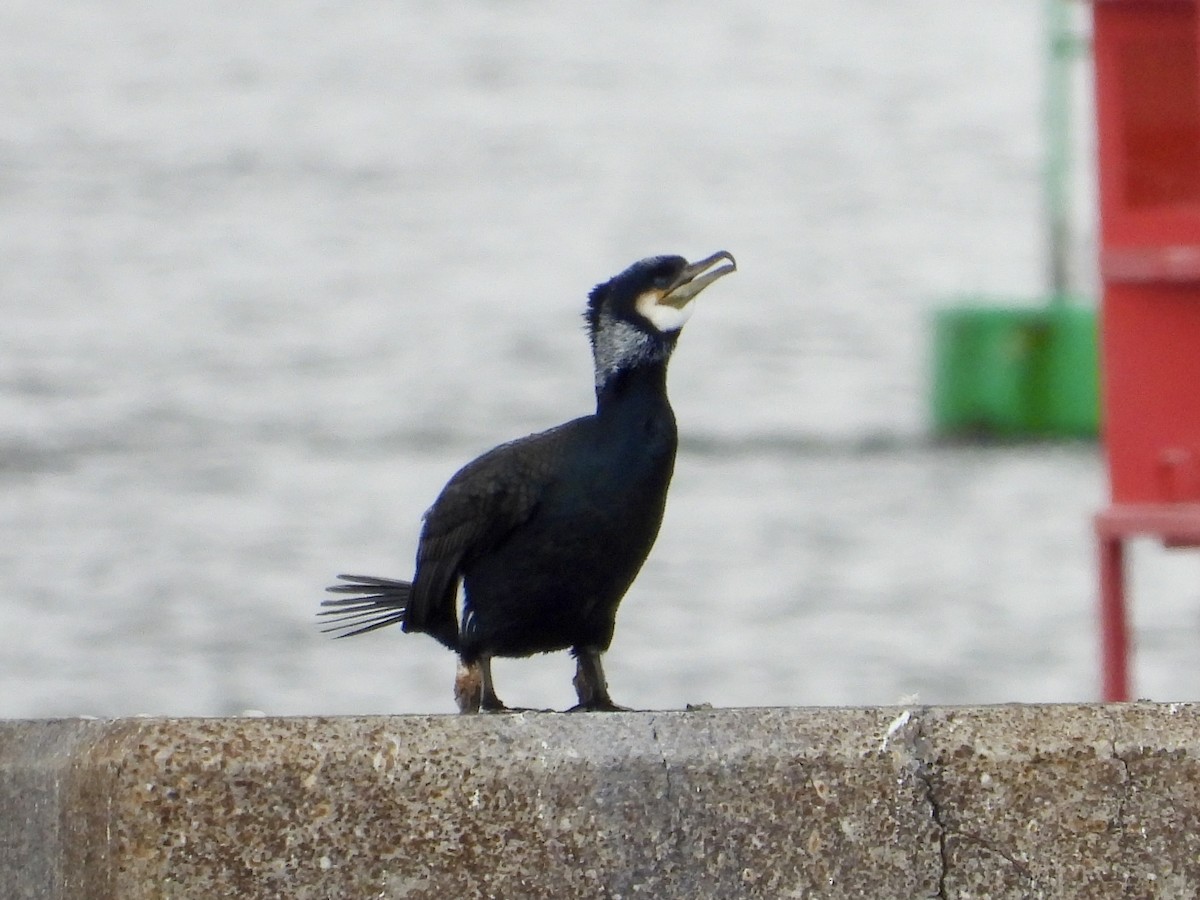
[586,251,737,337]
[585,251,736,389]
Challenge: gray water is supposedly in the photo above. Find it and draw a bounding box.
[4,1,1198,718]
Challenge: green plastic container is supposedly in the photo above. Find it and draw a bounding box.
[932,299,1099,438]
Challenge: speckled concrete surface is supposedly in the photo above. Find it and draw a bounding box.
[3,705,1200,899]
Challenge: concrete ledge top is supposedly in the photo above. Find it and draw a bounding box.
[3,703,1200,898]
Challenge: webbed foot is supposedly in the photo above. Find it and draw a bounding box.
[565,699,632,712]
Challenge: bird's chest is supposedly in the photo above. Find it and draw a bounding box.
[551,413,676,538]
[460,407,677,630]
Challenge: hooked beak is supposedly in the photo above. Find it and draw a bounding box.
[661,250,737,309]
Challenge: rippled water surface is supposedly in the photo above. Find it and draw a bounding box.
[4,1,1198,717]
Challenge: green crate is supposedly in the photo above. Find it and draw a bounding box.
[932,300,1099,438]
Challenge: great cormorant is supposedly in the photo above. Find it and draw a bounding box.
[321,251,736,712]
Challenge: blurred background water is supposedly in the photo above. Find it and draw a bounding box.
[3,1,1199,718]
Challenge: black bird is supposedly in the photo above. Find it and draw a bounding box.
[321,251,736,712]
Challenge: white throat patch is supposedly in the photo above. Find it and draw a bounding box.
[634,291,696,334]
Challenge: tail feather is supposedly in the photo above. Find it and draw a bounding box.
[320,574,412,638]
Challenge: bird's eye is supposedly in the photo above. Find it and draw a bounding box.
[652,266,678,289]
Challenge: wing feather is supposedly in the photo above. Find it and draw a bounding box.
[403,418,585,631]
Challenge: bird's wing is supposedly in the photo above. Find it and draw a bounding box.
[404,419,584,631]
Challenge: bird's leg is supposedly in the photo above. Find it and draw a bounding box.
[454,658,482,713]
[454,655,511,712]
[478,654,508,712]
[568,647,629,712]
[458,654,550,713]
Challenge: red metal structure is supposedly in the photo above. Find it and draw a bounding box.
[1092,0,1200,700]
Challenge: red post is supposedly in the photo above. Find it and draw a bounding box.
[1097,529,1129,702]
[1091,0,1200,699]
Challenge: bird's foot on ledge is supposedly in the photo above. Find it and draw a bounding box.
[565,699,633,713]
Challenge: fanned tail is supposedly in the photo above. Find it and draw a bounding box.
[319,574,412,638]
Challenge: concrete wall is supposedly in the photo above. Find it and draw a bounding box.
[2,704,1199,899]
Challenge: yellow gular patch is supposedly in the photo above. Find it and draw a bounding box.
[634,289,695,333]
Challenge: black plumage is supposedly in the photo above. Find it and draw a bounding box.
[321,251,736,712]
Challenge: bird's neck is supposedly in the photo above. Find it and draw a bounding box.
[590,315,676,397]
[594,359,672,416]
